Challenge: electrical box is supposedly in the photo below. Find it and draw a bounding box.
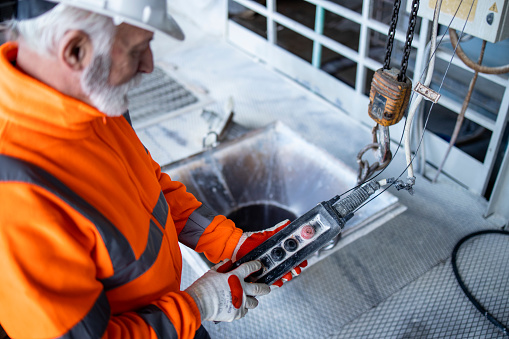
[414,0,509,43]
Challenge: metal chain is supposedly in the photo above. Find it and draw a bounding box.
[357,126,393,184]
[399,0,420,81]
[357,144,392,184]
[359,0,420,183]
[382,0,402,70]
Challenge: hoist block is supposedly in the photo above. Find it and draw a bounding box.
[368,68,412,126]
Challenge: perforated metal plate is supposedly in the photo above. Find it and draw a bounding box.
[127,67,201,128]
[331,231,509,338]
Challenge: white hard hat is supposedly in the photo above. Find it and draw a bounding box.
[46,0,184,40]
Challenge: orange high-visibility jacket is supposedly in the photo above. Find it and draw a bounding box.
[0,42,243,339]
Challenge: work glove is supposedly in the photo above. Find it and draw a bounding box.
[232,219,308,287]
[185,260,270,322]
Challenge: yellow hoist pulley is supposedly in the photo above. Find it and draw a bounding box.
[357,0,420,184]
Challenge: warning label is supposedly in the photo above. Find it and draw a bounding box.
[489,2,498,12]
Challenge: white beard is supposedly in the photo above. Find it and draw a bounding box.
[81,54,142,117]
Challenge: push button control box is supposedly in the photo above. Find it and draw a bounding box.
[229,180,381,285]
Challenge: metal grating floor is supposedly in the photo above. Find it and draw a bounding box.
[331,232,509,338]
[127,67,199,128]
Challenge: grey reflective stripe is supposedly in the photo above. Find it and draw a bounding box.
[0,154,165,288]
[1,154,173,337]
[101,220,163,291]
[0,154,136,270]
[123,111,133,127]
[178,204,216,250]
[152,191,169,229]
[137,304,178,339]
[123,111,149,154]
[58,291,111,339]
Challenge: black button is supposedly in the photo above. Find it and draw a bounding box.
[260,256,273,269]
[284,238,299,252]
[271,247,286,261]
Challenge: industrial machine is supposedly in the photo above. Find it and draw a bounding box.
[229,179,382,285]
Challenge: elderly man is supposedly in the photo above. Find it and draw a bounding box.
[0,0,305,338]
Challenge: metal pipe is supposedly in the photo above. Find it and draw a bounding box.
[312,5,325,69]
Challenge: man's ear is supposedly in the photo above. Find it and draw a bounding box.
[58,30,93,71]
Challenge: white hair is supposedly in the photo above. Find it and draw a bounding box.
[8,4,114,58]
[6,4,143,117]
[81,52,142,117]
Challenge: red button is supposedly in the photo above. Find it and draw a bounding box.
[300,225,315,239]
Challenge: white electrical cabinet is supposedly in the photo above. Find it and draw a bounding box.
[415,0,509,42]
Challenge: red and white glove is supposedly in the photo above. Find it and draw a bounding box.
[232,219,308,287]
[185,260,270,322]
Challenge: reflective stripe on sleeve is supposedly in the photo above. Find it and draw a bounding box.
[58,291,111,339]
[178,204,216,250]
[137,304,178,339]
[152,191,169,229]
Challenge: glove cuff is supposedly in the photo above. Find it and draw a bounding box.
[184,283,211,321]
[183,290,206,323]
[232,232,250,262]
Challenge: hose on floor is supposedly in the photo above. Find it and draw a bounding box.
[451,229,509,336]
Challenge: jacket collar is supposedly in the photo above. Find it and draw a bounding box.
[0,42,107,139]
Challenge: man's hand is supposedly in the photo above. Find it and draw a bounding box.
[232,220,308,287]
[185,260,270,322]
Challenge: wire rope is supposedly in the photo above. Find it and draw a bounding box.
[351,0,475,213]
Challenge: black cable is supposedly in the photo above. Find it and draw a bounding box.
[451,229,509,336]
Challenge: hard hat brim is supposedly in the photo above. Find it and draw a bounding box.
[46,0,185,41]
[119,13,185,41]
